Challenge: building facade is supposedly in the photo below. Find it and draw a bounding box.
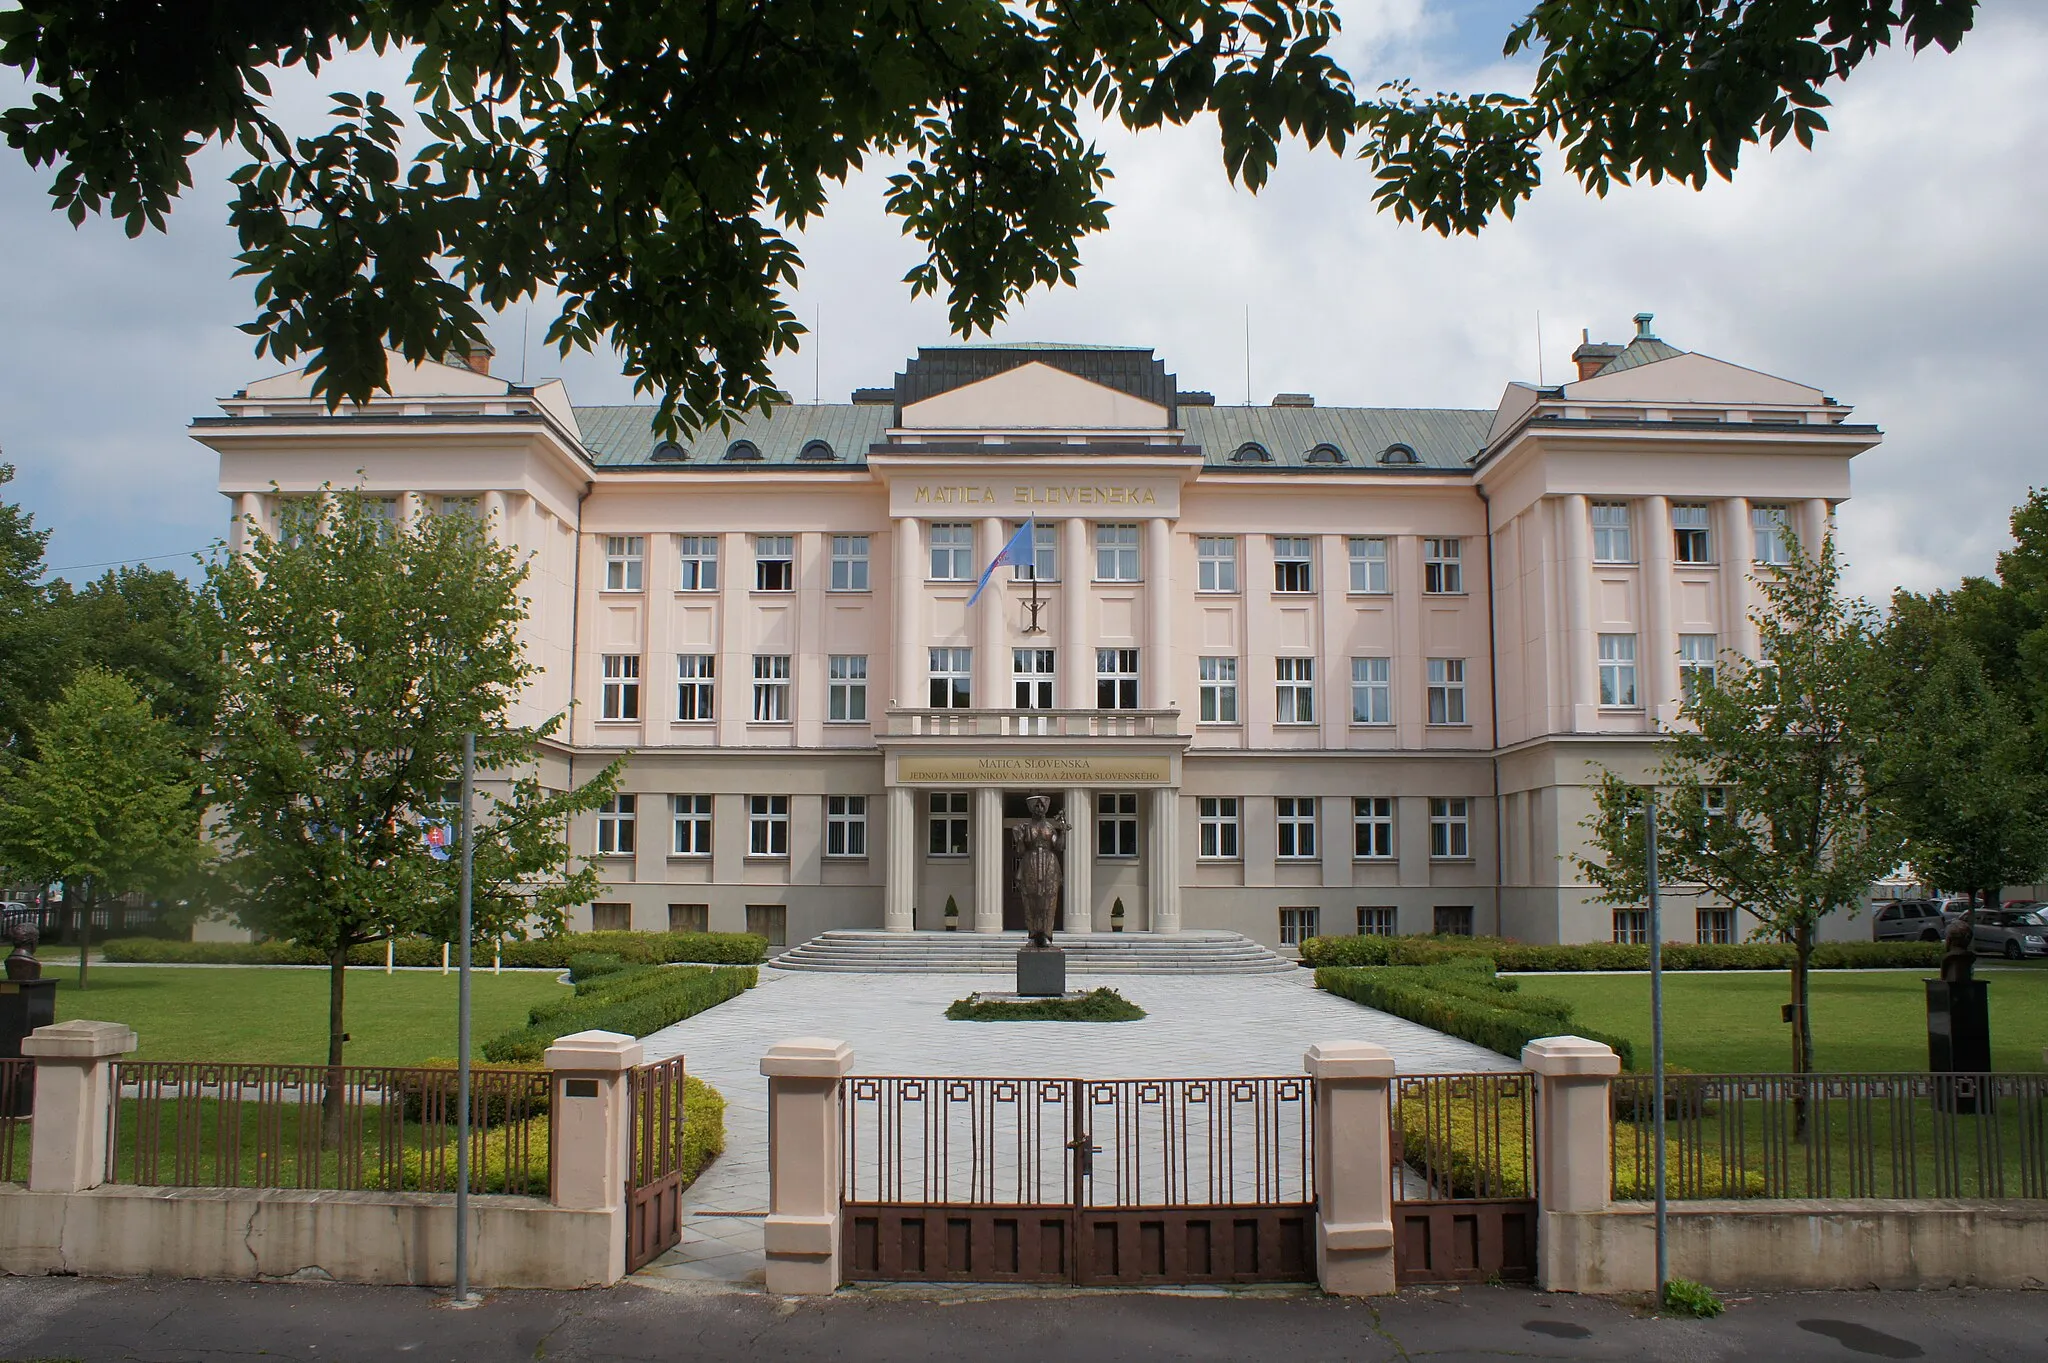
[196,319,1879,950]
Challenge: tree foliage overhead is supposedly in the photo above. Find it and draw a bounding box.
[0,0,1977,431]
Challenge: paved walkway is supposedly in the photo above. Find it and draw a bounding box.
[636,967,1511,1287]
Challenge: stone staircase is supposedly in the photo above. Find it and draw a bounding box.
[768,929,1297,975]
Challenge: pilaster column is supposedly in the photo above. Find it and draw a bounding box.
[885,786,916,932]
[980,516,1007,709]
[761,1038,855,1295]
[1804,497,1831,554]
[1062,516,1091,709]
[1304,1041,1397,1296]
[1561,494,1594,731]
[1063,787,1093,933]
[24,1020,136,1193]
[1147,785,1182,935]
[974,786,1004,933]
[1640,495,1675,723]
[1720,497,1751,663]
[894,517,924,709]
[231,492,263,553]
[1145,517,1173,712]
[1523,1036,1622,1293]
[544,1028,641,1285]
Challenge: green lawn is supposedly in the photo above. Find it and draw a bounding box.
[1517,969,2048,1072]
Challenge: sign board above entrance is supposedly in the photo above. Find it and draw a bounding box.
[887,477,1182,518]
[896,754,1172,785]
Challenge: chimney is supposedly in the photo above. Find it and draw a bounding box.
[1571,327,1623,382]
[1271,392,1315,408]
[1634,312,1657,340]
[459,339,495,376]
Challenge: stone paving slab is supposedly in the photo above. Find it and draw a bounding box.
[635,966,1512,1285]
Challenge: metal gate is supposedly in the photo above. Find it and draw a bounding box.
[1391,1073,1537,1284]
[842,1076,1315,1286]
[626,1057,689,1272]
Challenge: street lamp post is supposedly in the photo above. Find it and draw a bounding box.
[1645,794,1669,1302]
[453,732,477,1305]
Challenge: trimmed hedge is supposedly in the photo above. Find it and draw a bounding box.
[1298,934,1942,973]
[496,931,766,968]
[482,963,758,1062]
[945,988,1147,1022]
[100,929,768,969]
[1316,958,1638,1069]
[567,952,630,984]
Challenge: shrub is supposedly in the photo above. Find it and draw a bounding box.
[394,1058,550,1123]
[1295,935,1943,974]
[945,988,1146,1022]
[567,952,628,983]
[496,931,766,968]
[1661,1277,1726,1318]
[482,965,758,1062]
[1316,961,1637,1069]
[1297,936,1394,968]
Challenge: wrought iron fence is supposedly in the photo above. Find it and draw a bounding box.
[842,1075,1314,1209]
[106,1060,551,1195]
[1,1057,29,1183]
[1391,1072,1535,1201]
[1610,1072,2048,1200]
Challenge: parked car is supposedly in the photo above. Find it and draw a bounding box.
[1871,900,1949,942]
[1968,907,2048,960]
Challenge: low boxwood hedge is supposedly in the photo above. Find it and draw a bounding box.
[482,963,758,1062]
[100,929,768,969]
[1316,958,1638,1069]
[1298,934,1942,972]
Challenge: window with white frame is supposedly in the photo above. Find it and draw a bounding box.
[601,654,641,720]
[1095,523,1140,581]
[439,495,480,519]
[1598,634,1638,707]
[596,794,636,854]
[1276,797,1318,859]
[1679,634,1717,701]
[1422,538,1463,593]
[1752,504,1792,566]
[1591,503,1633,563]
[671,795,712,856]
[678,536,719,591]
[1014,649,1056,709]
[1357,906,1396,937]
[1197,797,1240,859]
[604,535,645,591]
[1097,792,1139,858]
[1276,657,1316,724]
[827,655,868,723]
[929,648,972,708]
[1426,658,1467,725]
[1701,786,1728,820]
[1672,504,1712,564]
[1279,907,1320,947]
[1429,797,1470,859]
[1097,648,1139,709]
[755,535,795,591]
[928,792,969,856]
[1198,657,1238,724]
[826,795,867,857]
[747,795,789,856]
[1350,657,1392,725]
[1613,908,1649,945]
[930,523,974,580]
[1353,797,1394,859]
[1348,536,1389,593]
[1010,521,1059,581]
[1197,536,1238,592]
[676,654,715,721]
[1273,537,1313,593]
[752,654,792,722]
[1433,905,1475,936]
[365,496,400,538]
[829,535,870,591]
[1697,907,1735,945]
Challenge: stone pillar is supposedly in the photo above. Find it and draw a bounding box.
[24,1020,136,1193]
[231,491,263,552]
[884,786,917,932]
[1303,1041,1397,1296]
[980,516,1007,710]
[1063,787,1093,933]
[1804,497,1831,554]
[1523,1035,1622,1293]
[1640,494,1675,724]
[1146,785,1182,935]
[1720,497,1751,663]
[1061,517,1090,709]
[1561,494,1594,732]
[761,1037,855,1295]
[1145,517,1173,712]
[544,1028,642,1285]
[894,517,923,708]
[973,786,1004,933]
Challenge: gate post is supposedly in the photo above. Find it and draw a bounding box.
[23,1020,136,1192]
[1522,1036,1621,1293]
[1304,1040,1397,1296]
[761,1037,854,1295]
[544,1028,644,1285]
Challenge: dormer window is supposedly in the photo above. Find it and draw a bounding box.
[650,440,689,462]
[725,439,762,461]
[798,439,836,461]
[1378,443,1419,466]
[1231,442,1271,463]
[1305,443,1346,465]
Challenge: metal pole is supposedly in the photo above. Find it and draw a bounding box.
[1645,795,1668,1301]
[454,732,476,1304]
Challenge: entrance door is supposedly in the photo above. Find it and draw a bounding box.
[1000,792,1062,932]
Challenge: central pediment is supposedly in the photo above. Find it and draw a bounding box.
[900,360,1172,430]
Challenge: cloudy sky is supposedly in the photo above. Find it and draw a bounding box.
[1,1,2040,603]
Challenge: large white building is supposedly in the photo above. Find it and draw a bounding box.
[197,318,1878,950]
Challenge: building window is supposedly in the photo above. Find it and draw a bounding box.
[829,535,870,591]
[591,903,631,932]
[826,795,867,858]
[596,794,636,855]
[1198,657,1238,724]
[1097,648,1139,710]
[928,792,969,856]
[676,654,715,721]
[1273,537,1313,593]
[752,654,792,722]
[366,496,401,538]
[929,648,972,708]
[1276,797,1318,860]
[745,904,788,948]
[1011,521,1059,581]
[601,654,641,720]
[1697,907,1735,945]
[1276,657,1316,725]
[1353,797,1394,860]
[1279,907,1320,947]
[1613,908,1649,945]
[671,795,712,857]
[1598,634,1638,708]
[1350,657,1392,726]
[1422,538,1463,594]
[1672,504,1712,564]
[1752,504,1793,566]
[1702,785,1728,820]
[1678,635,1717,701]
[1097,793,1139,858]
[1014,648,1056,709]
[1428,797,1470,860]
[755,535,795,591]
[678,536,719,591]
[604,535,645,591]
[1426,658,1467,725]
[1348,537,1389,594]
[747,795,789,857]
[1357,906,1396,937]
[668,903,708,934]
[1197,536,1238,592]
[930,522,974,580]
[827,655,868,722]
[1197,797,1240,859]
[1591,503,1633,563]
[439,495,480,519]
[1095,523,1141,581]
[1433,905,1474,936]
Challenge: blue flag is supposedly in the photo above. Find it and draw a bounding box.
[966,518,1037,608]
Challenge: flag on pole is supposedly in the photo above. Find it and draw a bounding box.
[966,517,1037,608]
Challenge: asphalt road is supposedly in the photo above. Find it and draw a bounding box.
[0,1278,2043,1362]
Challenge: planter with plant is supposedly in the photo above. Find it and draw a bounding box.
[943,894,959,932]
[1110,897,1125,933]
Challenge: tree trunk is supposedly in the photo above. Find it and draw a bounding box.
[321,942,349,1145]
[1790,918,1815,1140]
[76,881,93,991]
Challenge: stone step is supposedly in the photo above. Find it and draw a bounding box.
[768,929,1298,975]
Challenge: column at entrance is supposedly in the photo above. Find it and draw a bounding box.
[884,787,916,932]
[1146,786,1182,935]
[1062,785,1092,934]
[973,788,1004,933]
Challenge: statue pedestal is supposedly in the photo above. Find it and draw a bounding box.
[0,979,57,1117]
[1017,947,1066,999]
[1926,979,1992,1115]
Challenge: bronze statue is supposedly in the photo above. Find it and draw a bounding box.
[1009,794,1066,948]
[4,918,40,982]
[1940,913,1976,985]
